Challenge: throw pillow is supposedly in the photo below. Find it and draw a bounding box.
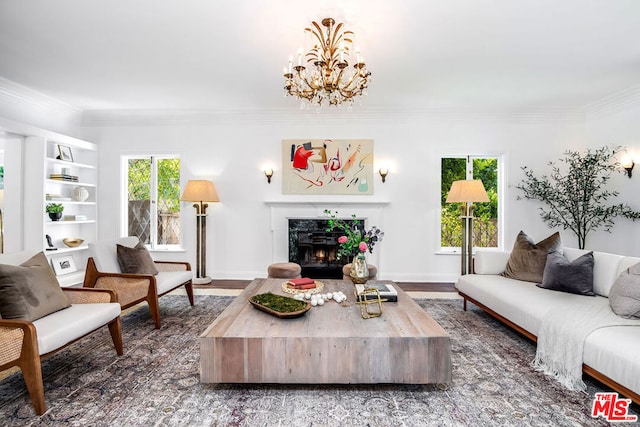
[502,231,562,283]
[0,252,71,321]
[538,251,595,296]
[609,261,640,319]
[116,242,159,275]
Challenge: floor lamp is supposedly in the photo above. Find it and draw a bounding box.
[181,180,219,285]
[446,179,489,275]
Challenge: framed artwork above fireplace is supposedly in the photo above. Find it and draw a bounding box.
[282,139,374,195]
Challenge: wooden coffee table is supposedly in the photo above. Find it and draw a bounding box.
[200,278,451,384]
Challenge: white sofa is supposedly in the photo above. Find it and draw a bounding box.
[456,247,640,404]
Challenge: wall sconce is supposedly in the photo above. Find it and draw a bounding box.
[378,168,388,183]
[623,161,635,178]
[264,168,274,184]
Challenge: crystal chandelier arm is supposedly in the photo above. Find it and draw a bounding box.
[337,68,364,92]
[293,69,319,98]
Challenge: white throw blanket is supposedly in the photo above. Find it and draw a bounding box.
[532,298,640,392]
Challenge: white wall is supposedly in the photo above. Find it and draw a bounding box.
[585,90,640,256]
[82,110,596,282]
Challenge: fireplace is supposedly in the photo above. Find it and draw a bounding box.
[288,218,363,279]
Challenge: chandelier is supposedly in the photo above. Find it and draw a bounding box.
[283,17,371,108]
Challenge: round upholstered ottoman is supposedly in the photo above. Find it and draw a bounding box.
[267,262,302,279]
[342,263,378,281]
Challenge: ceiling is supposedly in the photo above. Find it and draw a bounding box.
[1,0,640,113]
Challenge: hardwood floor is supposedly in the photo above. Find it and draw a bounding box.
[196,280,456,292]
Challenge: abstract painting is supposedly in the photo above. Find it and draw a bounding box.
[282,139,374,195]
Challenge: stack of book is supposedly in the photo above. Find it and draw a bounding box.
[284,277,317,290]
[49,174,79,182]
[355,282,398,302]
[46,193,72,201]
[64,215,88,221]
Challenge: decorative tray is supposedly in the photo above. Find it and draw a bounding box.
[281,280,324,295]
[249,292,312,319]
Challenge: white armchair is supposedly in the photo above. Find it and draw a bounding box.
[83,237,194,328]
[0,251,122,415]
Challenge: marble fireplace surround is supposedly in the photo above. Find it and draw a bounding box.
[265,201,390,277]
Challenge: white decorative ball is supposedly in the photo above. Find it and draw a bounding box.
[304,292,312,300]
[311,299,318,306]
[318,298,325,306]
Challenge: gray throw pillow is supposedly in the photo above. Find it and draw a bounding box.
[116,242,159,275]
[609,261,640,319]
[502,231,563,283]
[0,252,71,321]
[538,251,595,296]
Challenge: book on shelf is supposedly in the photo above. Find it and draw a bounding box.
[49,174,79,182]
[63,215,88,221]
[355,282,398,302]
[46,194,72,201]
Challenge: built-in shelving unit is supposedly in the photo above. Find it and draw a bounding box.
[24,133,98,287]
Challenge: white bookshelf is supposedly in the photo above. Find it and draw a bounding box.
[23,133,98,287]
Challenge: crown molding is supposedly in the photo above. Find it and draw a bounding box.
[0,77,83,119]
[585,84,640,120]
[81,106,585,127]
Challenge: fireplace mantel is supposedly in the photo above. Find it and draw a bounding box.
[264,200,390,208]
[265,200,390,276]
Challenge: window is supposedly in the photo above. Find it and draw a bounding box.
[441,155,501,251]
[123,155,181,250]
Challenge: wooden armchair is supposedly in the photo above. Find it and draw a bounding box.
[0,287,122,415]
[83,237,194,329]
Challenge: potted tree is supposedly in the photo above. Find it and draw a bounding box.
[46,203,64,221]
[516,145,640,249]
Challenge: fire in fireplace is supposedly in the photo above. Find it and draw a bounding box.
[288,218,364,279]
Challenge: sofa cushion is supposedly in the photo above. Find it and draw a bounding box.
[609,261,640,319]
[583,326,640,396]
[456,273,601,336]
[502,231,562,283]
[564,249,627,297]
[538,251,595,296]
[32,302,121,355]
[474,251,510,275]
[0,252,70,321]
[117,242,159,275]
[155,270,193,295]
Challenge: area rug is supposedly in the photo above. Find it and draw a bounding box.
[0,296,637,426]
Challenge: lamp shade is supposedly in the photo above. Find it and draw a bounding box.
[180,180,219,202]
[446,180,489,203]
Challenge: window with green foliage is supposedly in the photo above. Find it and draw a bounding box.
[441,156,501,250]
[124,155,181,249]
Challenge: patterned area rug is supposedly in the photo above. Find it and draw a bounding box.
[0,296,637,426]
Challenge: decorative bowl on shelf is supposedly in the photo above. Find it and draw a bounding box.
[63,237,84,248]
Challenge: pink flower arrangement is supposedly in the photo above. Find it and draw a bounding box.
[325,209,384,260]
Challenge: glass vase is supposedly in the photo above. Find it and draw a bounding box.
[350,252,369,284]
